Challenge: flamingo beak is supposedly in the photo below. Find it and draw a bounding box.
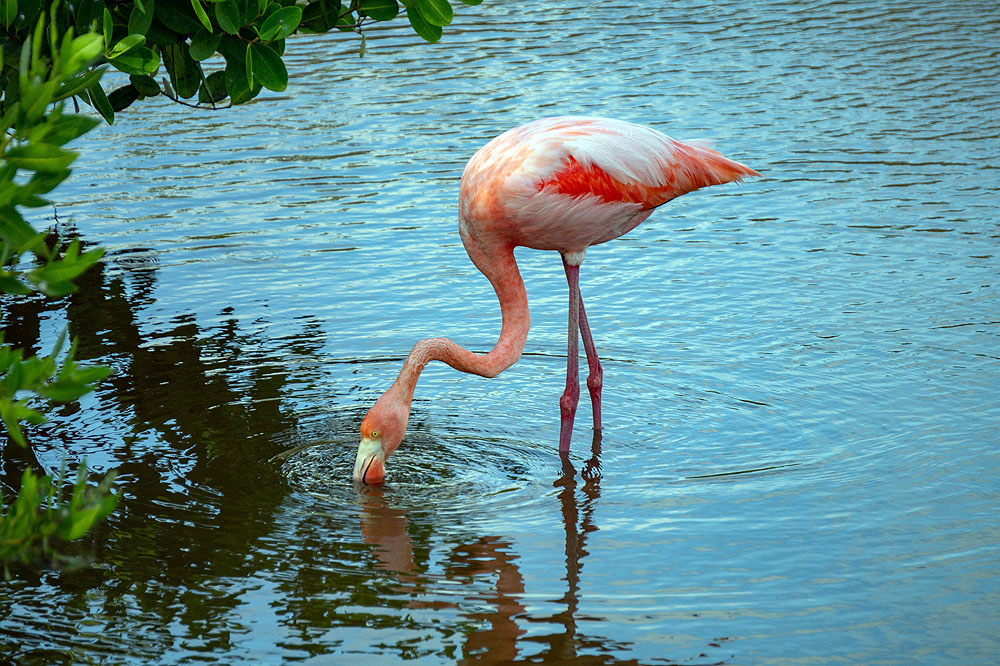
[353,436,386,485]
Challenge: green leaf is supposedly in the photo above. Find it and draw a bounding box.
[86,81,115,124]
[52,66,107,102]
[162,41,201,98]
[215,33,246,62]
[109,46,160,76]
[72,364,113,386]
[416,0,451,26]
[4,144,77,172]
[226,71,258,105]
[108,84,140,111]
[215,0,241,34]
[234,0,253,22]
[72,0,103,35]
[62,505,99,540]
[155,0,205,33]
[244,42,253,86]
[198,70,228,103]
[43,115,100,147]
[30,4,45,74]
[24,169,71,197]
[0,180,17,208]
[189,29,221,61]
[0,404,29,447]
[407,5,441,42]
[130,74,161,96]
[0,207,40,248]
[63,33,105,76]
[13,402,47,426]
[458,0,482,4]
[0,273,31,295]
[300,0,342,33]
[36,380,92,403]
[55,466,118,540]
[128,0,156,35]
[0,178,16,205]
[190,0,213,32]
[102,8,113,45]
[0,0,17,29]
[0,462,118,565]
[107,34,146,59]
[358,0,397,21]
[247,42,286,91]
[3,356,25,395]
[224,52,259,104]
[18,80,59,126]
[15,194,50,209]
[338,10,357,31]
[258,5,301,40]
[233,0,251,21]
[144,20,177,47]
[27,248,105,295]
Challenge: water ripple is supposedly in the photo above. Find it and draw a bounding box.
[5,0,998,664]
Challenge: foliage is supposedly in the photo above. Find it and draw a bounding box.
[1,2,110,442]
[1,7,116,574]
[0,0,486,122]
[1,331,111,446]
[1,7,107,299]
[0,463,118,578]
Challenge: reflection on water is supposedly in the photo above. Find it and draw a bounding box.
[2,0,999,663]
[319,433,721,664]
[359,487,529,663]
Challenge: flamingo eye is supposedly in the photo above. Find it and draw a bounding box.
[370,430,379,438]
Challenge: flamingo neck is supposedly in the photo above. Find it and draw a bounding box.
[388,246,530,410]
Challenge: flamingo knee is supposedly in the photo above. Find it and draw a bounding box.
[560,381,580,415]
[559,380,579,453]
[586,369,602,432]
[586,368,602,393]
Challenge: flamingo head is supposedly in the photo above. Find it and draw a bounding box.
[353,390,409,485]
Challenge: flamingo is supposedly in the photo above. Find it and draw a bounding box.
[353,116,760,485]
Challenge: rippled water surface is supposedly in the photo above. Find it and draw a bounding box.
[3,0,999,664]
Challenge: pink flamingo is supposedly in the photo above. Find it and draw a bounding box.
[354,117,760,485]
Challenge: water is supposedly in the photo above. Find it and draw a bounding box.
[2,0,999,663]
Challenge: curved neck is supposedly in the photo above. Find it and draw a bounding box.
[389,246,529,407]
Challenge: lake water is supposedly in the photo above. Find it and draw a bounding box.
[2,0,998,663]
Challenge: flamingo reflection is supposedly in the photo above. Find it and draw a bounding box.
[357,432,604,663]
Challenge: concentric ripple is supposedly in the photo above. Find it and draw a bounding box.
[281,429,558,520]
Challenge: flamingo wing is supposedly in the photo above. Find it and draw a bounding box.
[459,117,759,258]
[524,116,758,208]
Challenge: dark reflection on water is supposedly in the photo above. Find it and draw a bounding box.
[281,432,726,665]
[1,234,304,662]
[2,0,999,663]
[358,487,530,663]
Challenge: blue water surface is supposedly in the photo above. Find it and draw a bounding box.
[1,0,998,664]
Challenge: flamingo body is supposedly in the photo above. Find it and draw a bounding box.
[459,117,754,262]
[354,117,760,485]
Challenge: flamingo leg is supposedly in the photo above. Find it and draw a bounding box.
[559,257,581,453]
[577,295,603,434]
